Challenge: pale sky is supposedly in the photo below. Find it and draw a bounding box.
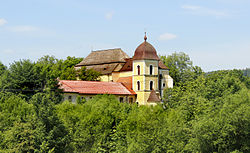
[0,0,249,72]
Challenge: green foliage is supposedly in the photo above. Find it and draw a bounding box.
[163,69,250,152]
[77,66,100,81]
[56,95,131,152]
[0,92,34,152]
[0,92,71,152]
[0,61,6,76]
[30,93,71,153]
[1,60,42,98]
[0,55,99,101]
[0,54,249,152]
[186,89,250,152]
[160,52,203,85]
[76,96,86,104]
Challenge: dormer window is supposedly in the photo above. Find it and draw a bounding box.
[150,65,153,75]
[137,65,140,75]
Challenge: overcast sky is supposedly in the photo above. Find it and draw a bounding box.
[0,0,249,72]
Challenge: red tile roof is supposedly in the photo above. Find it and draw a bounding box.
[116,76,136,95]
[59,80,136,95]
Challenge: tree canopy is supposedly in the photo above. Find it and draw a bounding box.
[0,56,100,100]
[160,52,203,85]
[0,53,249,152]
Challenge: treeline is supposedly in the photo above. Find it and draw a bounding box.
[0,53,250,152]
[0,56,100,100]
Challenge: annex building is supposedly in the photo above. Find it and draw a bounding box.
[59,34,173,105]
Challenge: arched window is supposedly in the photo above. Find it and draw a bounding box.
[163,83,166,88]
[150,65,153,75]
[137,81,140,90]
[150,81,153,90]
[137,65,140,75]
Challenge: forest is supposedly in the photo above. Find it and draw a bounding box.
[0,52,249,153]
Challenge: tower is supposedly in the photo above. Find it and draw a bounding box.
[132,33,161,105]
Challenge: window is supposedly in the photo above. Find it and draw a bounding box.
[137,81,140,90]
[137,65,140,75]
[163,83,166,88]
[129,98,133,103]
[150,65,153,75]
[150,81,153,90]
[68,96,72,102]
[119,97,124,103]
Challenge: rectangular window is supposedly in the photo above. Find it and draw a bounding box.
[129,98,133,103]
[119,97,124,103]
[68,96,72,102]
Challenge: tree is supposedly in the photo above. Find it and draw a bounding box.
[0,92,34,152]
[0,60,42,98]
[0,61,6,76]
[186,89,250,152]
[160,52,203,85]
[30,93,71,152]
[77,66,100,81]
[162,69,250,152]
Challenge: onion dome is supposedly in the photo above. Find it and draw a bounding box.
[132,33,160,60]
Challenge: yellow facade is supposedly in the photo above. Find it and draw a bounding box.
[132,60,160,105]
[133,60,145,75]
[111,72,120,82]
[119,71,132,77]
[100,71,133,82]
[144,60,158,75]
[70,37,174,106]
[100,74,113,82]
[97,58,172,105]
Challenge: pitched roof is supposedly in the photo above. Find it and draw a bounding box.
[59,80,136,95]
[116,76,136,95]
[158,61,169,70]
[119,58,133,72]
[147,89,161,103]
[85,63,120,75]
[76,48,129,66]
[132,41,160,61]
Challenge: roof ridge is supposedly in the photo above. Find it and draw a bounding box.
[60,80,123,84]
[92,48,122,52]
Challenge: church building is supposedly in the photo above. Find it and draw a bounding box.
[59,34,173,105]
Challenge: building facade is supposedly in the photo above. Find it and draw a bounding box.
[60,34,173,105]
